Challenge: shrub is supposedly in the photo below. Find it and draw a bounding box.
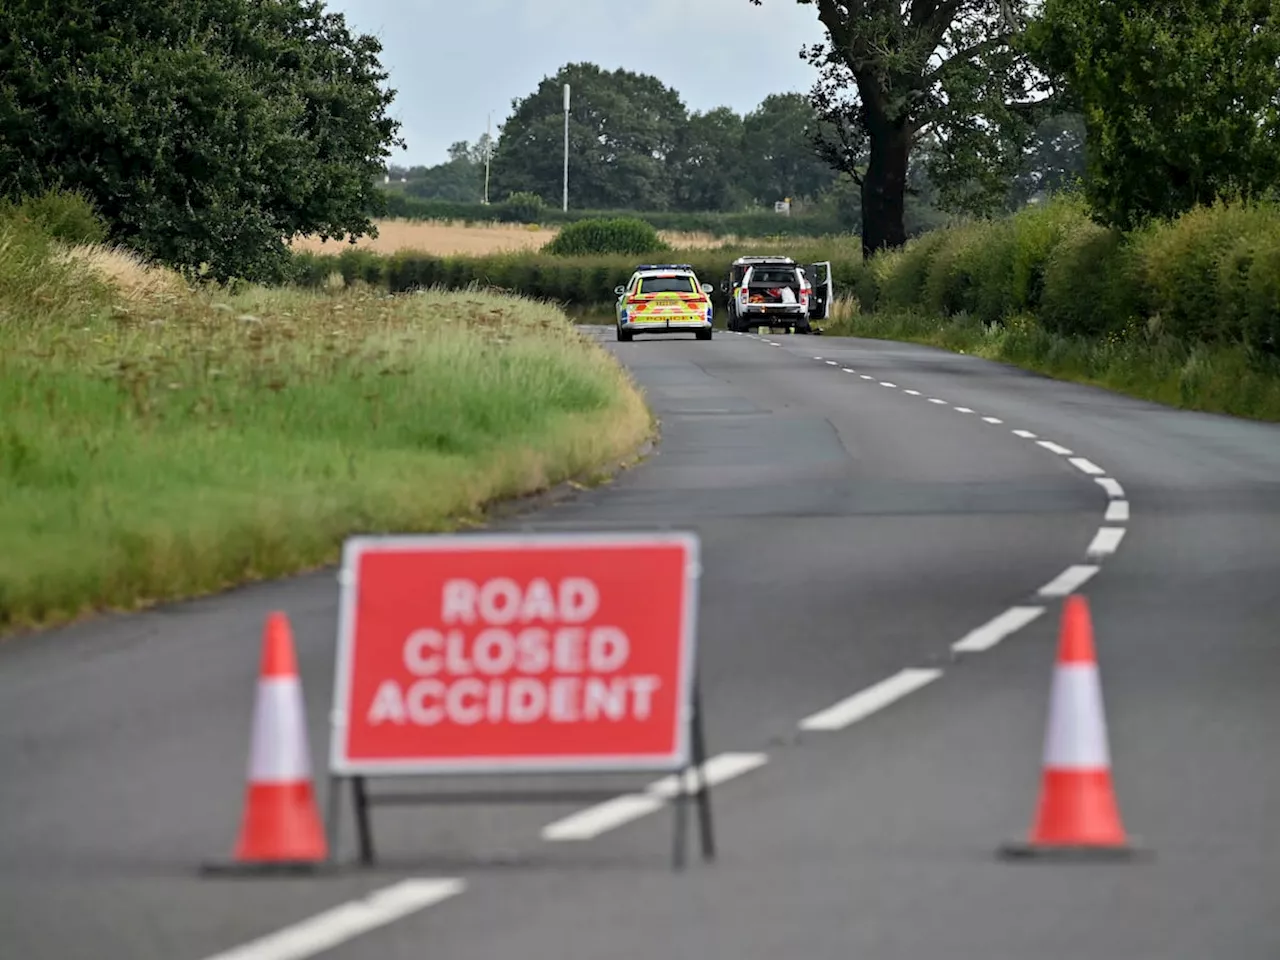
[4,188,109,245]
[1134,201,1279,343]
[543,218,671,257]
[499,191,546,224]
[873,229,950,311]
[1039,220,1138,337]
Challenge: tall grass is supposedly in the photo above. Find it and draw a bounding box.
[0,199,651,632]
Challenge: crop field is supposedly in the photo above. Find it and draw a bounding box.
[289,218,779,256]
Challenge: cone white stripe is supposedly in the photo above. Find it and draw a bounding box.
[1042,664,1111,769]
[248,678,313,783]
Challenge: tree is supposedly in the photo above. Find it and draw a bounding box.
[741,93,838,203]
[1028,0,1280,229]
[1006,113,1086,209]
[0,0,401,281]
[669,107,749,211]
[753,0,1048,256]
[490,63,687,210]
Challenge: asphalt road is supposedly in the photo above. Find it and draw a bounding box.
[2,323,1278,959]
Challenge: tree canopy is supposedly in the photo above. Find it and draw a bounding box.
[755,0,1049,255]
[0,0,401,281]
[483,64,840,212]
[1028,0,1280,229]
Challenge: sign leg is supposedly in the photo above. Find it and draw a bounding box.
[671,763,690,872]
[353,776,375,866]
[692,681,716,862]
[325,774,342,865]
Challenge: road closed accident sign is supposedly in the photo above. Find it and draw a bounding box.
[329,533,700,774]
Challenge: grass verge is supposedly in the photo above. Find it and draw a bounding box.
[1,245,651,632]
[824,298,1280,421]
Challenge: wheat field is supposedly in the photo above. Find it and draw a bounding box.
[290,218,745,256]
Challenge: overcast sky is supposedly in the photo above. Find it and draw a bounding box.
[323,0,828,167]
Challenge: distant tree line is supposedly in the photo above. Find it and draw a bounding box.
[386,61,1087,236]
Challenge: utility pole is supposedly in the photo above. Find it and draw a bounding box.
[562,83,570,212]
[483,111,492,205]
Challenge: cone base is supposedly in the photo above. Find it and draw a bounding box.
[200,859,331,877]
[999,836,1149,862]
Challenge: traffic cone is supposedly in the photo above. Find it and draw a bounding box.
[204,612,328,874]
[1000,595,1143,860]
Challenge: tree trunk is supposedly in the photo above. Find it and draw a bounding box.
[861,116,911,258]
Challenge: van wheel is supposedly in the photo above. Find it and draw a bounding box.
[696,328,713,341]
[617,327,632,341]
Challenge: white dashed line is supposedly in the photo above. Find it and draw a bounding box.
[1013,429,1038,439]
[1095,477,1125,498]
[954,406,974,413]
[903,389,922,396]
[813,356,824,360]
[842,367,856,373]
[541,752,768,841]
[861,374,875,380]
[1036,440,1074,455]
[982,416,1003,424]
[799,669,943,731]
[1086,527,1126,557]
[879,381,897,388]
[928,398,948,405]
[952,606,1046,653]
[826,360,839,366]
[199,879,467,960]
[1105,500,1130,522]
[1069,457,1105,475]
[1038,565,1100,597]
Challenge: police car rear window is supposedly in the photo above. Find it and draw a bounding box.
[637,276,696,294]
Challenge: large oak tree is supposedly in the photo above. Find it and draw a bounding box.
[753,0,1049,256]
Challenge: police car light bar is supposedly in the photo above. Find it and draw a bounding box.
[636,264,695,272]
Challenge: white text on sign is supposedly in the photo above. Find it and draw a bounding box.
[366,577,663,727]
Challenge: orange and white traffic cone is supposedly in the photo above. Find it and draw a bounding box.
[204,612,328,873]
[1001,595,1143,860]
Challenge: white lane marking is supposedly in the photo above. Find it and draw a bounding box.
[1070,457,1105,475]
[1013,429,1037,438]
[861,374,875,380]
[1105,499,1130,522]
[1036,440,1074,455]
[842,367,856,373]
[903,389,922,396]
[826,360,839,365]
[813,356,824,360]
[541,795,665,840]
[1095,477,1125,498]
[1038,565,1100,597]
[954,406,974,413]
[799,669,943,731]
[928,398,948,404]
[1086,527,1126,556]
[647,752,769,799]
[541,752,768,841]
[952,606,1046,653]
[982,416,1004,424]
[879,381,897,388]
[199,879,466,960]
[771,343,782,347]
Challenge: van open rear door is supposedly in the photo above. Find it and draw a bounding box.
[806,262,833,320]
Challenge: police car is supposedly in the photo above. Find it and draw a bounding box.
[614,264,714,342]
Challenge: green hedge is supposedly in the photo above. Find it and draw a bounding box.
[853,193,1280,350]
[289,244,864,310]
[379,190,851,238]
[543,218,670,257]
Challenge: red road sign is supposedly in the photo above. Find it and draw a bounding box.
[328,533,700,775]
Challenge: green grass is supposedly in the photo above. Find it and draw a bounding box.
[824,298,1280,421]
[0,269,651,631]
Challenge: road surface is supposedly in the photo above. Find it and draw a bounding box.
[2,324,1278,959]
